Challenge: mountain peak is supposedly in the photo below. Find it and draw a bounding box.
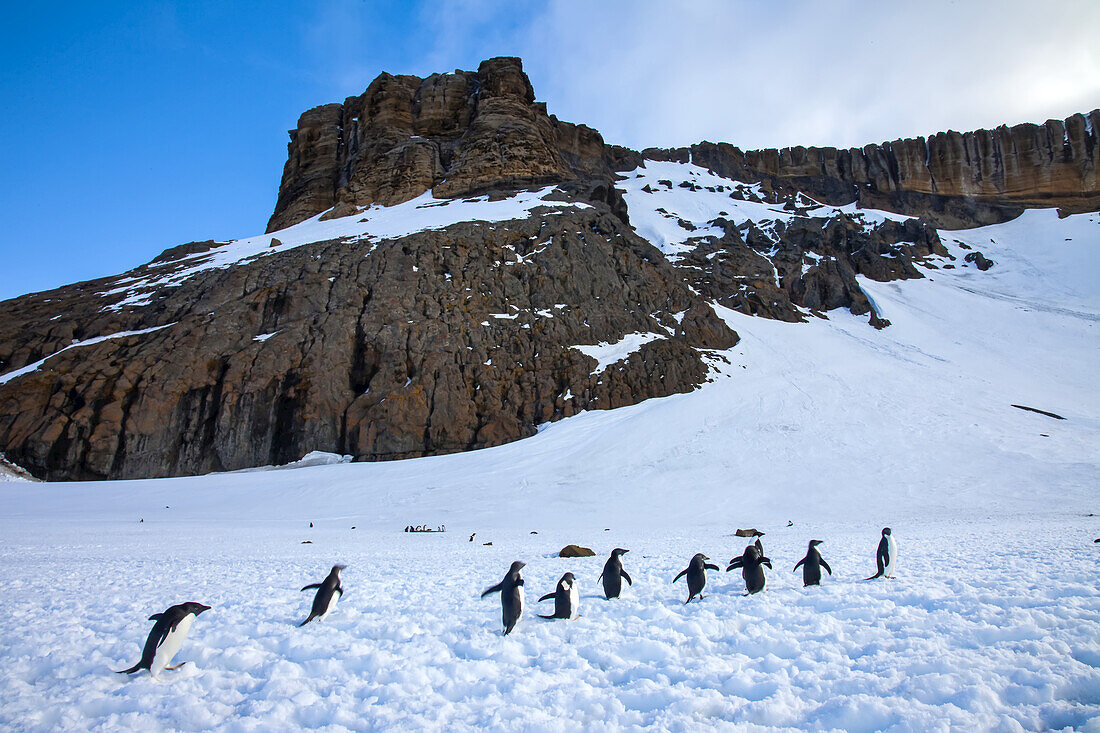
[267,56,629,232]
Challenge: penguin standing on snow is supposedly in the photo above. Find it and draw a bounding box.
[865,527,897,579]
[537,572,579,619]
[481,560,526,634]
[673,553,720,603]
[793,540,832,586]
[114,601,211,678]
[727,544,772,594]
[299,564,346,626]
[599,548,632,599]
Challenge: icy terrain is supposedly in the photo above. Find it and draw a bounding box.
[1,209,1098,730]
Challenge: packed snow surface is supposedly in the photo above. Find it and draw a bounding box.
[1,210,1098,730]
[617,160,914,260]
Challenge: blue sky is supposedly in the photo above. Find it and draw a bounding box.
[2,0,1097,301]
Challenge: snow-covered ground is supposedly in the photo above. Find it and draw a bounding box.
[1,209,1098,730]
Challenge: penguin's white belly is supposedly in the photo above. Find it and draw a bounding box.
[885,537,898,576]
[151,614,194,678]
[569,584,580,619]
[320,591,340,620]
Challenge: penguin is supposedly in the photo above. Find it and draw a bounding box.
[793,540,832,586]
[114,601,211,678]
[481,560,526,634]
[726,544,772,594]
[754,537,764,555]
[470,533,476,542]
[537,572,579,619]
[865,527,897,579]
[673,553,720,603]
[598,548,632,599]
[299,564,346,626]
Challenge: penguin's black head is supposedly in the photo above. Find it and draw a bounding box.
[184,602,211,616]
[693,552,708,562]
[509,560,526,573]
[332,564,347,573]
[562,572,575,583]
[882,527,892,536]
[810,540,823,547]
[613,548,629,556]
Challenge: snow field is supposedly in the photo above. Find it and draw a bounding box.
[0,520,1097,731]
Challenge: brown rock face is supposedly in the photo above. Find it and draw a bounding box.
[647,109,1099,227]
[2,56,1096,482]
[267,58,623,232]
[0,197,735,480]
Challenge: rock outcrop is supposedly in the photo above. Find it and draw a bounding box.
[268,58,634,232]
[646,110,1099,228]
[0,196,735,480]
[1,56,1096,481]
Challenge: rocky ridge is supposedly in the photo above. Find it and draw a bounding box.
[0,57,1096,480]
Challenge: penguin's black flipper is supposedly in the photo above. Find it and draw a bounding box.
[538,592,555,602]
[864,569,885,580]
[821,558,832,575]
[727,558,744,571]
[793,558,805,572]
[336,585,344,597]
[704,563,720,572]
[114,662,144,674]
[301,583,322,591]
[299,612,318,627]
[538,613,558,620]
[672,569,687,584]
[147,613,164,621]
[480,582,503,598]
[761,557,773,569]
[621,570,632,586]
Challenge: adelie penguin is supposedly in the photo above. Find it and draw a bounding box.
[599,548,632,599]
[481,561,526,634]
[865,527,897,580]
[299,564,346,626]
[537,572,579,619]
[673,553,720,603]
[727,544,772,595]
[114,601,211,678]
[793,540,832,587]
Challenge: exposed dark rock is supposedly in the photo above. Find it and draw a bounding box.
[647,109,1099,228]
[0,199,735,480]
[268,58,626,232]
[559,544,596,557]
[964,251,994,270]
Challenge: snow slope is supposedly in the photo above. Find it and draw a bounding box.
[0,210,1097,730]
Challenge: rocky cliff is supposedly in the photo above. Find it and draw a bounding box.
[268,57,637,232]
[647,110,1099,228]
[1,57,1096,481]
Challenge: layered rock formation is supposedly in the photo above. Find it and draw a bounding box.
[268,57,636,232]
[0,194,734,480]
[647,110,1098,228]
[1,57,1095,481]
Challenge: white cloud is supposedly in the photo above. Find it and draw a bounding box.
[411,0,1100,150]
